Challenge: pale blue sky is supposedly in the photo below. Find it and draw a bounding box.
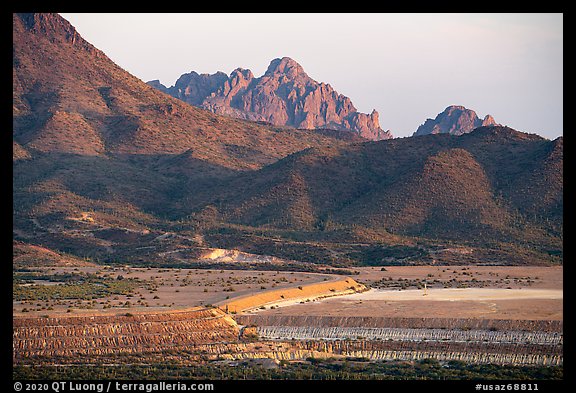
[60,13,563,139]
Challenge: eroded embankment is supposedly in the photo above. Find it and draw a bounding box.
[256,326,562,345]
[217,276,365,313]
[235,315,563,332]
[229,315,563,366]
[13,283,563,367]
[13,308,563,367]
[217,345,562,366]
[186,339,562,366]
[13,307,240,360]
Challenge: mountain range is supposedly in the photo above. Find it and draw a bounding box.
[13,13,563,268]
[149,63,503,139]
[148,57,392,141]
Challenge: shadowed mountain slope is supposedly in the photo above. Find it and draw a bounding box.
[184,126,562,260]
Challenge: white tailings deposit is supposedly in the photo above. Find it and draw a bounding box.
[336,288,563,302]
[256,326,563,345]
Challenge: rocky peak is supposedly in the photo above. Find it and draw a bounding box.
[166,71,229,106]
[265,57,306,78]
[17,13,74,38]
[225,68,254,95]
[148,58,392,140]
[230,68,254,81]
[413,105,499,136]
[15,13,99,56]
[445,105,466,113]
[146,80,168,94]
[482,114,497,126]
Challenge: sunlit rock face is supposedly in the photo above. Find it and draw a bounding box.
[148,57,392,140]
[414,105,498,136]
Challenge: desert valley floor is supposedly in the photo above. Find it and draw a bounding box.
[13,259,563,379]
[13,264,563,320]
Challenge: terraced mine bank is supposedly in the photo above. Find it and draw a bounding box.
[13,263,563,375]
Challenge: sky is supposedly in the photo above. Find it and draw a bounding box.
[60,13,563,139]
